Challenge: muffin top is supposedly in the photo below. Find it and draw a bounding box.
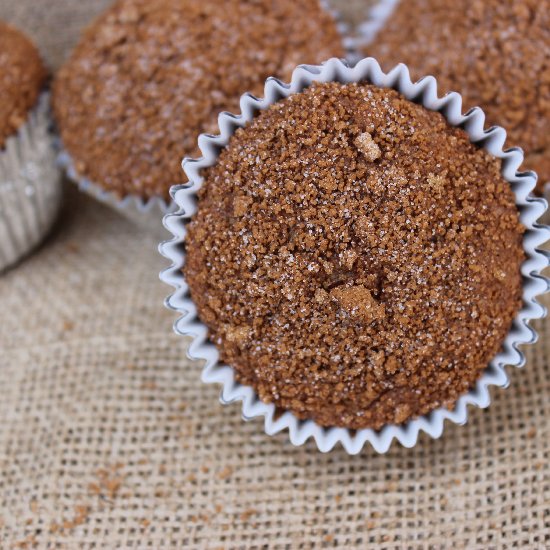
[53,0,344,200]
[0,21,47,149]
[184,82,525,430]
[365,0,550,193]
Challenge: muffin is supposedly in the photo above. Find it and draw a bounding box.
[0,22,62,272]
[182,81,526,431]
[53,0,344,203]
[0,23,46,148]
[364,0,550,194]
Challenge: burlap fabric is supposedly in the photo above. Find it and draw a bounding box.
[1,2,549,548]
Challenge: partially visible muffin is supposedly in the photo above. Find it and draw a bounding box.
[53,0,344,200]
[0,21,47,148]
[0,21,61,272]
[365,0,550,193]
[184,82,525,430]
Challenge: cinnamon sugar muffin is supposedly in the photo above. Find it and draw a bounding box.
[365,0,550,193]
[0,21,61,271]
[53,0,344,201]
[184,82,525,430]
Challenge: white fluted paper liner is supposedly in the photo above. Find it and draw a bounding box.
[160,57,550,454]
[544,183,550,225]
[0,94,62,272]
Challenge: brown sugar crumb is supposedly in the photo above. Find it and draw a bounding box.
[341,249,358,270]
[393,403,412,424]
[224,326,250,346]
[184,82,525,430]
[0,22,47,149]
[53,0,344,200]
[233,196,253,217]
[366,0,550,193]
[330,285,385,323]
[314,288,329,304]
[355,132,381,161]
[354,216,371,238]
[427,173,446,191]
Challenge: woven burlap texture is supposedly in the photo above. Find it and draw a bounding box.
[1,1,549,548]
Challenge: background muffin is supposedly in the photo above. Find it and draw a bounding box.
[0,21,61,271]
[0,21,47,148]
[53,0,345,202]
[365,0,550,193]
[184,81,525,430]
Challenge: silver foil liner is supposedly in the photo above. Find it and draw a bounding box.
[0,94,62,272]
[160,58,549,455]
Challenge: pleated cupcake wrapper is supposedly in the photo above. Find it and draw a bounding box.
[0,93,62,272]
[160,57,549,454]
[543,183,550,225]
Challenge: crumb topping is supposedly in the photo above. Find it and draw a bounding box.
[355,132,381,161]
